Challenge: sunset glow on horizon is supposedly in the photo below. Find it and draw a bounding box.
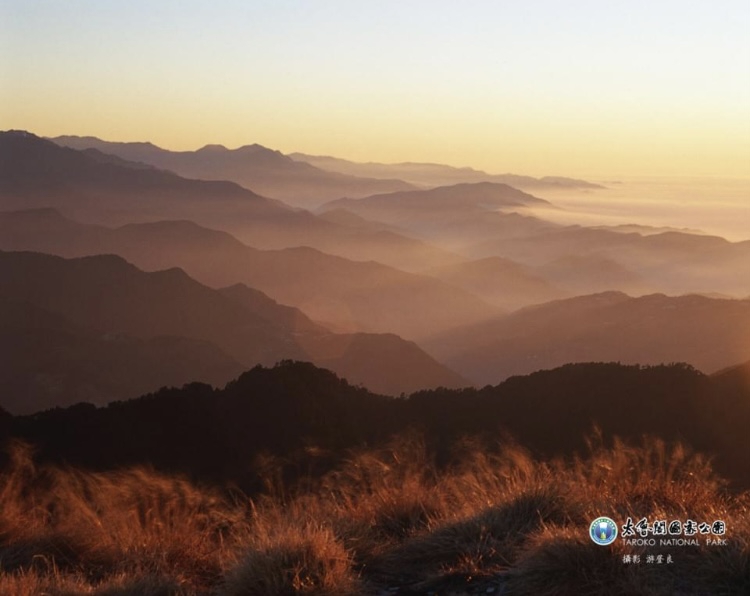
[2,1,749,179]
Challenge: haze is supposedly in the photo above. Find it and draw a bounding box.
[2,0,749,179]
[2,3,750,593]
[522,177,750,242]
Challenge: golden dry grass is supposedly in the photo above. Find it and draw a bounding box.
[0,440,244,594]
[0,435,748,595]
[223,522,360,596]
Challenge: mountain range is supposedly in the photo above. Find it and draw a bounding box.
[51,135,417,208]
[321,183,750,298]
[3,128,748,416]
[51,136,604,208]
[290,152,604,190]
[0,250,469,413]
[0,209,498,339]
[1,131,469,272]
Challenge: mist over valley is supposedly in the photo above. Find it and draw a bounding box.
[1,129,748,595]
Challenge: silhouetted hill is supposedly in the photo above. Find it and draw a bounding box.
[4,361,749,490]
[0,296,245,414]
[290,153,604,190]
[0,210,498,339]
[52,135,417,208]
[0,250,469,402]
[425,292,750,385]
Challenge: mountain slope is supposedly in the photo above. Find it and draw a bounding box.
[0,250,310,365]
[0,210,498,339]
[425,292,750,385]
[0,250,469,400]
[219,284,470,394]
[52,135,417,208]
[0,296,245,414]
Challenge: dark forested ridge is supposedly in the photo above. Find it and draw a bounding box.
[3,360,749,493]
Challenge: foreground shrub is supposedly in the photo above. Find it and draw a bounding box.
[223,523,361,596]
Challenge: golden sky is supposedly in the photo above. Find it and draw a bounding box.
[2,1,749,178]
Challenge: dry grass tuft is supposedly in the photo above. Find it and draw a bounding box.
[1,434,748,595]
[0,440,247,592]
[369,485,570,584]
[223,523,361,596]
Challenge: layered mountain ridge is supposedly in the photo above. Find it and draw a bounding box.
[51,135,416,208]
[0,250,469,413]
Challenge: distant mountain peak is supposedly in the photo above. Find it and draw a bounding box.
[3,129,39,139]
[194,142,284,158]
[2,130,57,148]
[237,143,274,152]
[196,143,229,152]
